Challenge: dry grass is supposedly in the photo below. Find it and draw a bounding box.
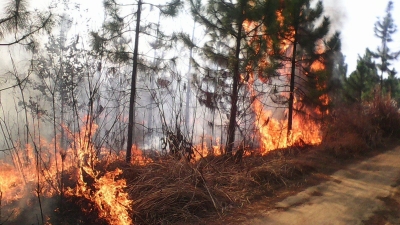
[120,97,400,224]
[46,96,400,225]
[116,154,317,225]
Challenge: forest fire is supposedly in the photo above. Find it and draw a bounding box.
[0,117,133,225]
[242,10,327,154]
[0,163,25,204]
[192,141,224,160]
[248,76,322,154]
[130,145,153,165]
[1,0,399,224]
[64,118,132,225]
[310,60,326,71]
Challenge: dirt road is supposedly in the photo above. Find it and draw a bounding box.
[241,146,400,225]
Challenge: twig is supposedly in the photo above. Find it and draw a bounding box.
[192,166,221,218]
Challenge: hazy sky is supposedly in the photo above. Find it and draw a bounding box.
[327,0,400,75]
[12,0,400,76]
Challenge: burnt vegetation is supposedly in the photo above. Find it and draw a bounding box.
[2,0,400,225]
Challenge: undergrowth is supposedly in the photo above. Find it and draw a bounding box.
[45,96,400,224]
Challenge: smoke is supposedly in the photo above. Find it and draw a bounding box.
[1,187,58,225]
[323,0,346,32]
[316,0,346,39]
[0,46,35,160]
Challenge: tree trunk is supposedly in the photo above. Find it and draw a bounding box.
[60,97,65,149]
[126,0,142,163]
[226,3,244,155]
[380,39,386,96]
[185,19,196,134]
[287,25,298,139]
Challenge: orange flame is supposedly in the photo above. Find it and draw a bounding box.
[248,77,322,154]
[242,18,323,155]
[192,137,223,161]
[0,116,133,224]
[64,117,133,225]
[310,60,325,71]
[131,145,153,165]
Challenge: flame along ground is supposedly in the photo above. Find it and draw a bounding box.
[1,10,331,224]
[0,116,132,225]
[247,75,323,155]
[0,100,324,223]
[248,54,327,153]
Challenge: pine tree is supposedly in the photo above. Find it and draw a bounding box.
[275,0,340,137]
[344,49,379,102]
[371,0,400,96]
[0,0,53,49]
[91,0,182,162]
[187,0,277,155]
[328,50,347,106]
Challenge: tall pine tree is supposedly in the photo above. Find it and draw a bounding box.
[274,0,340,137]
[344,49,379,102]
[371,0,400,97]
[188,0,278,155]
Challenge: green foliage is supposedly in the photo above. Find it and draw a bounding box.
[275,0,341,113]
[188,0,239,111]
[91,0,182,64]
[344,49,379,103]
[2,0,30,34]
[374,1,397,45]
[370,0,400,96]
[158,0,183,17]
[188,0,277,154]
[0,0,54,48]
[187,0,277,109]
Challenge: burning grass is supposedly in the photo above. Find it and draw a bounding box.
[117,96,400,224]
[2,96,400,224]
[0,147,393,225]
[1,149,317,225]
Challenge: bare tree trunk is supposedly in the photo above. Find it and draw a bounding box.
[185,19,196,135]
[126,0,142,163]
[226,2,244,155]
[380,39,386,96]
[60,96,65,150]
[287,25,298,138]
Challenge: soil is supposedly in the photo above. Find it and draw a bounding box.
[206,142,400,225]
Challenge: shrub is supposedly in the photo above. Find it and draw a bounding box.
[366,95,400,137]
[322,104,381,157]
